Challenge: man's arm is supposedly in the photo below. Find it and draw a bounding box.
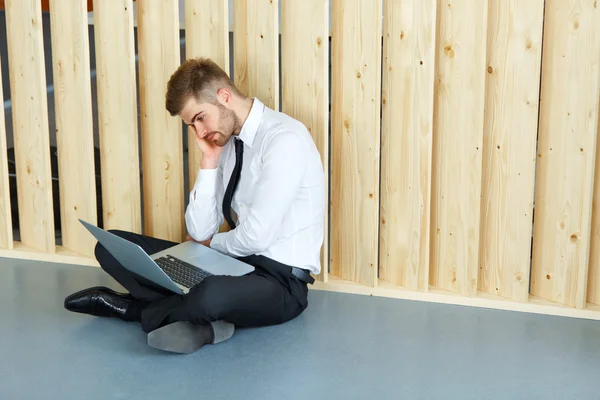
[210,130,307,256]
[185,164,225,242]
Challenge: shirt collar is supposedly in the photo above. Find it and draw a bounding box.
[237,97,264,148]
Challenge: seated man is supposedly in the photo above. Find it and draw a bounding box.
[64,57,326,354]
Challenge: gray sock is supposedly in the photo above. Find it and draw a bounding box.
[209,320,235,344]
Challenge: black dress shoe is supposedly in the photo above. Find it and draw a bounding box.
[64,286,134,320]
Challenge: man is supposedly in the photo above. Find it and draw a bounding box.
[64,57,326,354]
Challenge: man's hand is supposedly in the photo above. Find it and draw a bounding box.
[193,131,223,168]
[199,237,212,247]
[186,234,212,247]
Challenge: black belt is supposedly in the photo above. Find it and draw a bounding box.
[238,254,315,285]
[291,267,315,285]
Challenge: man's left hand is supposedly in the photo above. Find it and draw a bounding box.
[186,234,212,247]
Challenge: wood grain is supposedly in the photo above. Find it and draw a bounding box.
[590,98,600,305]
[379,0,436,291]
[5,0,55,252]
[137,0,184,242]
[531,0,600,308]
[478,0,544,302]
[49,0,97,256]
[330,0,382,287]
[93,0,141,233]
[184,0,229,200]
[233,0,279,109]
[429,0,488,296]
[281,0,329,282]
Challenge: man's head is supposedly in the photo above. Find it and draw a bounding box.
[166,57,245,147]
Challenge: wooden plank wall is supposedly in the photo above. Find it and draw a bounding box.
[429,0,488,296]
[233,0,279,110]
[281,0,329,282]
[184,0,233,235]
[531,0,600,309]
[137,0,185,242]
[478,0,545,302]
[2,0,600,319]
[48,0,97,257]
[379,0,436,292]
[5,0,55,253]
[93,0,141,233]
[184,0,229,194]
[590,97,600,306]
[330,0,382,287]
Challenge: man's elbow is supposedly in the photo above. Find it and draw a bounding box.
[185,214,217,242]
[238,223,275,254]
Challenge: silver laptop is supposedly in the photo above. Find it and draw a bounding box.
[79,219,254,295]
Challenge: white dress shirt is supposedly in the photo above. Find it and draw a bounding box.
[184,98,325,275]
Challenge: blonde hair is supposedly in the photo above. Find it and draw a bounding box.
[165,57,243,116]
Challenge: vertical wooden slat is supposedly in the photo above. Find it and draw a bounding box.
[233,0,279,110]
[0,54,12,250]
[5,0,55,253]
[184,0,229,197]
[531,0,600,309]
[281,0,329,282]
[478,0,545,302]
[93,0,141,233]
[429,0,488,296]
[330,0,382,287]
[590,101,600,306]
[137,0,184,242]
[49,0,97,256]
[379,0,436,291]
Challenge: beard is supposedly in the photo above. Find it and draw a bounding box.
[212,104,240,147]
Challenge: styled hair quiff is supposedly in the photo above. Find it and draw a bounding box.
[165,57,243,116]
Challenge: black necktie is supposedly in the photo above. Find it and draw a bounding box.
[223,138,244,230]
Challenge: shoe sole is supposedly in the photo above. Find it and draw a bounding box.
[147,322,212,354]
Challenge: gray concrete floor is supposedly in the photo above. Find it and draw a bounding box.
[1,257,599,399]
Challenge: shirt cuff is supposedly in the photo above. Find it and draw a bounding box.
[192,168,218,195]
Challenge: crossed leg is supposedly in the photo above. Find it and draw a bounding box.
[93,230,309,349]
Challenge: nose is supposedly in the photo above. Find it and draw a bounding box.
[193,121,207,137]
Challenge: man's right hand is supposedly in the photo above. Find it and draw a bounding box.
[194,131,223,169]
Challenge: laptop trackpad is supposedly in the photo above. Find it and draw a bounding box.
[189,251,229,271]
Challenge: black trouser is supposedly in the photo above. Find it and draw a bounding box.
[94,230,309,333]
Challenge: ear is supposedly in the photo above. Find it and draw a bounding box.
[216,88,233,107]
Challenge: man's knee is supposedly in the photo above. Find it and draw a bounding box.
[183,276,233,323]
[105,229,130,239]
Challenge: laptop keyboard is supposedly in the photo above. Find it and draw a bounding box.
[154,255,213,288]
